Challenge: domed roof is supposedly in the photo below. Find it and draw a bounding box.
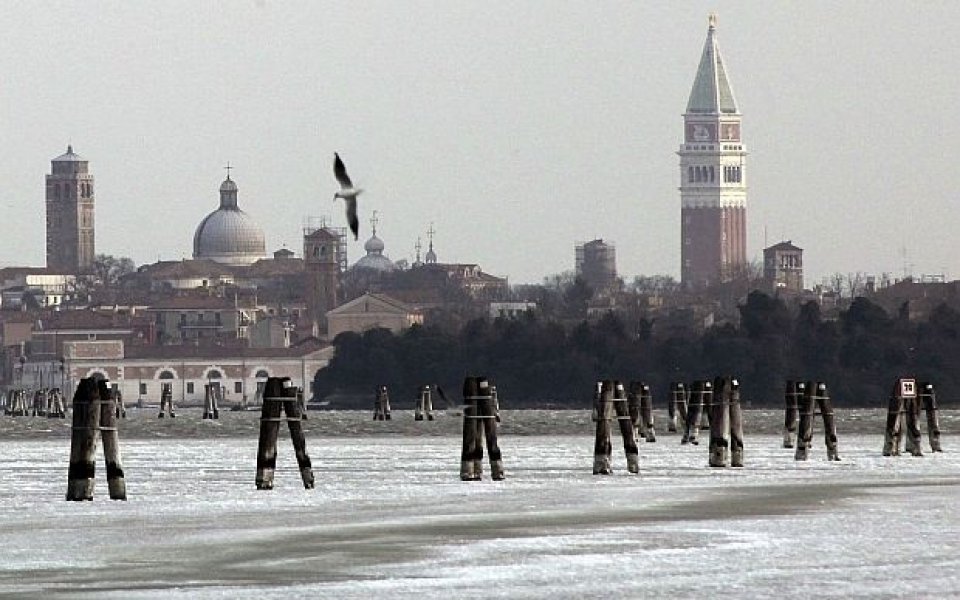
[193,176,266,266]
[219,177,238,193]
[364,234,385,254]
[354,252,397,272]
[352,228,396,273]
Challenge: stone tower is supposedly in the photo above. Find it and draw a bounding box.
[679,15,747,288]
[303,225,345,337]
[46,145,95,273]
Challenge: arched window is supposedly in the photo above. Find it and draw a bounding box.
[688,166,694,183]
[207,369,223,380]
[255,369,269,379]
[709,166,715,182]
[159,370,175,380]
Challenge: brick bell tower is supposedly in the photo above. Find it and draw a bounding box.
[679,14,747,288]
[303,223,346,337]
[46,145,95,273]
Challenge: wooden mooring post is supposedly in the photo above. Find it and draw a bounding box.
[681,380,704,445]
[591,380,638,474]
[628,382,655,442]
[700,380,713,430]
[919,382,943,452]
[113,386,126,419]
[373,385,391,421]
[66,378,126,501]
[627,382,641,441]
[99,380,127,500]
[636,382,655,442]
[708,376,731,467]
[883,378,915,457]
[794,381,813,460]
[592,381,612,474]
[729,378,744,467]
[202,384,220,420]
[459,376,504,481]
[415,385,435,421]
[255,377,315,490]
[668,382,688,433]
[47,388,66,418]
[31,389,46,417]
[783,380,799,448]
[903,383,924,458]
[815,382,840,461]
[614,381,640,473]
[158,384,176,418]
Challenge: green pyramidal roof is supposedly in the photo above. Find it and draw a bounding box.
[686,17,739,114]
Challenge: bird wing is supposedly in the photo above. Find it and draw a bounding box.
[345,197,359,240]
[333,153,353,189]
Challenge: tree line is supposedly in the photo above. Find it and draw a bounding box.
[314,292,960,408]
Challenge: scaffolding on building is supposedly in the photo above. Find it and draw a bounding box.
[303,216,348,272]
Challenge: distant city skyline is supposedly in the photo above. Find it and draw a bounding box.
[0,2,957,284]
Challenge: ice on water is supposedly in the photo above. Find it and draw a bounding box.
[0,414,957,598]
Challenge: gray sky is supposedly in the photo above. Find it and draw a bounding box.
[1,2,958,285]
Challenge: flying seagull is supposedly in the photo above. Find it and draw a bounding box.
[332,152,362,240]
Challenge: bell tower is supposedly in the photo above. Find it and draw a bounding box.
[303,222,346,337]
[46,145,95,273]
[679,14,747,288]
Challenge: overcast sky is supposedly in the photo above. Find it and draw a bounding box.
[0,2,957,285]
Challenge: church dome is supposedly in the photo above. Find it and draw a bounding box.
[193,175,266,266]
[364,234,385,254]
[352,223,396,273]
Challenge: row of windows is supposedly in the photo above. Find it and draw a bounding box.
[724,166,743,183]
[688,166,715,183]
[687,165,744,184]
[140,381,247,395]
[155,369,270,380]
[169,312,225,325]
[723,145,744,151]
[50,182,94,200]
[684,145,716,151]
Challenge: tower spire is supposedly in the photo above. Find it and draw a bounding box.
[686,13,738,115]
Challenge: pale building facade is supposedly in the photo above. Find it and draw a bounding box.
[50,339,332,405]
[326,292,422,338]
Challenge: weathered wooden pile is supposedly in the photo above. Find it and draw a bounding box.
[373,385,392,421]
[11,373,948,501]
[414,384,435,421]
[883,378,942,457]
[460,376,504,481]
[255,376,314,490]
[65,378,126,501]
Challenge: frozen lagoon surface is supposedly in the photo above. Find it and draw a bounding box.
[0,410,958,599]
